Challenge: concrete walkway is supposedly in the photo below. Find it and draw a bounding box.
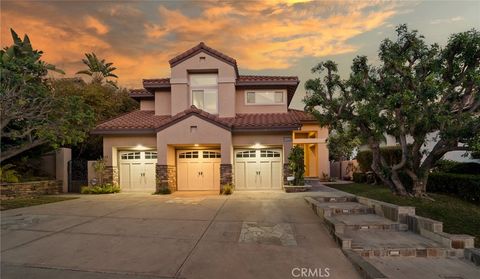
[1,191,360,279]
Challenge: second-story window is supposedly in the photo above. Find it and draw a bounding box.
[245,90,285,105]
[190,73,218,114]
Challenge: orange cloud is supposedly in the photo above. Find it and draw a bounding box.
[85,16,109,35]
[1,0,401,88]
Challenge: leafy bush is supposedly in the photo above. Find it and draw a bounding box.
[288,146,305,186]
[356,146,404,172]
[353,172,367,183]
[221,184,234,195]
[433,160,460,173]
[447,162,480,175]
[427,172,480,203]
[81,184,120,194]
[155,187,171,195]
[0,164,20,183]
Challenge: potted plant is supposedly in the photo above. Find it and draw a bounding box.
[284,146,311,192]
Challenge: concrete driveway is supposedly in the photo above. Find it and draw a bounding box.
[1,191,360,279]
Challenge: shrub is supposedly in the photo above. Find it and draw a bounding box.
[81,184,120,194]
[288,146,305,186]
[353,172,367,183]
[447,162,480,175]
[433,160,460,173]
[221,184,234,195]
[427,172,480,203]
[156,187,171,195]
[0,164,20,183]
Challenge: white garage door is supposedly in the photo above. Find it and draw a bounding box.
[119,151,157,192]
[235,149,283,190]
[177,150,221,191]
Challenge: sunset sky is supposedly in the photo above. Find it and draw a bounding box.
[2,0,479,109]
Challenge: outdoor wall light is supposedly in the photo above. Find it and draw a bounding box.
[133,144,149,150]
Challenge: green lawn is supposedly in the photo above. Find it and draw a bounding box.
[0,196,78,211]
[328,183,480,247]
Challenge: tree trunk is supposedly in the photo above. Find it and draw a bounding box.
[412,173,428,196]
[0,140,47,163]
[391,170,408,196]
[368,140,408,196]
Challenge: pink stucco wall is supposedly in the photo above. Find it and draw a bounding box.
[140,100,155,111]
[155,91,172,115]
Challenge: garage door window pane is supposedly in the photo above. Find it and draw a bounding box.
[179,151,199,158]
[261,150,280,157]
[203,151,221,158]
[121,152,140,160]
[145,152,157,159]
[236,150,256,158]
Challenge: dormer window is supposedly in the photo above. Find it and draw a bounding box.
[245,90,285,105]
[190,73,218,114]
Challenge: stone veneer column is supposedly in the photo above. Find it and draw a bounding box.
[104,166,119,186]
[156,164,177,192]
[283,163,292,185]
[220,164,233,191]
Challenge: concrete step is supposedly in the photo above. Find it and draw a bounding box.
[330,214,409,232]
[312,196,357,203]
[344,230,460,258]
[315,202,374,215]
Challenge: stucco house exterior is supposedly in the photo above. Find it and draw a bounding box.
[92,43,329,192]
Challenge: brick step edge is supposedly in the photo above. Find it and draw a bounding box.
[351,247,463,258]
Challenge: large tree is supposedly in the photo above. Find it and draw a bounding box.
[304,25,479,196]
[51,78,138,160]
[0,29,95,163]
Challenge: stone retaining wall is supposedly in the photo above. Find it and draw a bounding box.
[0,180,63,200]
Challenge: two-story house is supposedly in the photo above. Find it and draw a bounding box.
[92,43,329,192]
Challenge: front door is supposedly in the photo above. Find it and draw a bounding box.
[119,151,157,191]
[234,149,283,190]
[176,150,221,190]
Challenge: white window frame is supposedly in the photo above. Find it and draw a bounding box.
[244,90,286,106]
[189,74,218,114]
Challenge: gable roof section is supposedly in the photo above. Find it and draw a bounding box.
[168,42,239,77]
[155,106,233,132]
[92,108,316,135]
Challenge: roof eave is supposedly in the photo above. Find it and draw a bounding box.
[91,128,156,135]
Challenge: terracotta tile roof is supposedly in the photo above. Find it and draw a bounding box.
[143,78,170,89]
[92,108,316,134]
[156,106,234,131]
[93,110,170,133]
[168,42,238,75]
[130,89,153,99]
[237,75,299,83]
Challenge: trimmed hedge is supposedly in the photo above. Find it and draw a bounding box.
[448,162,480,175]
[81,184,120,194]
[353,172,367,183]
[427,172,480,204]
